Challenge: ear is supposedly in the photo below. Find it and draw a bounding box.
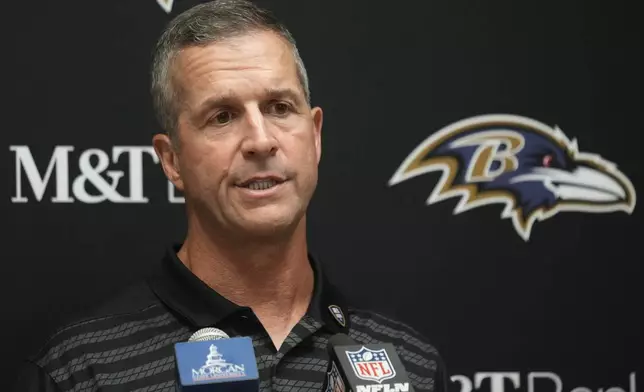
[311,106,323,163]
[152,133,184,191]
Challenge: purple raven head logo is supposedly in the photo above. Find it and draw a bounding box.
[388,114,636,241]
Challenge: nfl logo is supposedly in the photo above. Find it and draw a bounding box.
[346,347,396,383]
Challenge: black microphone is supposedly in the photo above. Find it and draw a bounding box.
[323,333,415,392]
[173,327,260,391]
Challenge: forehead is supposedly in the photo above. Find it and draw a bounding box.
[172,30,301,103]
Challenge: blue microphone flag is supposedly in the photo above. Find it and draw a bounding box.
[174,336,259,391]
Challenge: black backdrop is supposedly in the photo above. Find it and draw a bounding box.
[4,1,642,391]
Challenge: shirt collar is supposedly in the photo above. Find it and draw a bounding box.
[147,244,350,334]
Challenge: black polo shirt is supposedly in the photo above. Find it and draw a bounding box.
[13,245,448,391]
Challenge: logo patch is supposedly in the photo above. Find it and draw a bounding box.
[346,347,396,383]
[389,114,636,241]
[328,305,346,327]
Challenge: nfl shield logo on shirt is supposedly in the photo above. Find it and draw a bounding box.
[346,347,396,383]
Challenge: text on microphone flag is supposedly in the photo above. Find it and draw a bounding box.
[346,347,397,383]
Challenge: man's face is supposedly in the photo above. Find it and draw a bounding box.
[155,30,323,237]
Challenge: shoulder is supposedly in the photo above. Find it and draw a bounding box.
[347,307,449,392]
[31,282,165,367]
[24,282,184,388]
[347,307,440,355]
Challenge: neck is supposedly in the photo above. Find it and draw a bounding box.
[178,214,314,346]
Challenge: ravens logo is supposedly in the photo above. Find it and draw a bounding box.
[388,114,636,241]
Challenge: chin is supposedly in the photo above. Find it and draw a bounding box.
[237,210,303,237]
[238,221,296,239]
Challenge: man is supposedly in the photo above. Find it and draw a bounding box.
[13,1,448,391]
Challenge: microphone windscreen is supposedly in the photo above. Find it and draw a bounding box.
[188,327,229,342]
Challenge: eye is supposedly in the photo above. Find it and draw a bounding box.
[210,111,233,125]
[268,101,292,116]
[542,154,553,167]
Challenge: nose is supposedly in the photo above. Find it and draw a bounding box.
[240,106,278,159]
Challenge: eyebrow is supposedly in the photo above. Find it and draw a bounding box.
[192,87,305,124]
[264,87,304,106]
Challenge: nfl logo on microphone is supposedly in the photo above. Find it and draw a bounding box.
[346,347,396,383]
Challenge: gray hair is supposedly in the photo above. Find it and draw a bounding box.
[150,0,310,143]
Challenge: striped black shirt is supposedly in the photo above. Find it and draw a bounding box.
[13,245,448,391]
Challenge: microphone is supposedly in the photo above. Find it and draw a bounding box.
[188,327,230,342]
[323,333,415,392]
[174,327,260,391]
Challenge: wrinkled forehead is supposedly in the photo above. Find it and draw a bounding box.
[170,31,303,105]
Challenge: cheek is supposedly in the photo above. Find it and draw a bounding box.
[291,122,318,148]
[179,142,231,192]
[288,131,319,172]
[304,131,321,163]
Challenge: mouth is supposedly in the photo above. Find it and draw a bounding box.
[235,176,286,191]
